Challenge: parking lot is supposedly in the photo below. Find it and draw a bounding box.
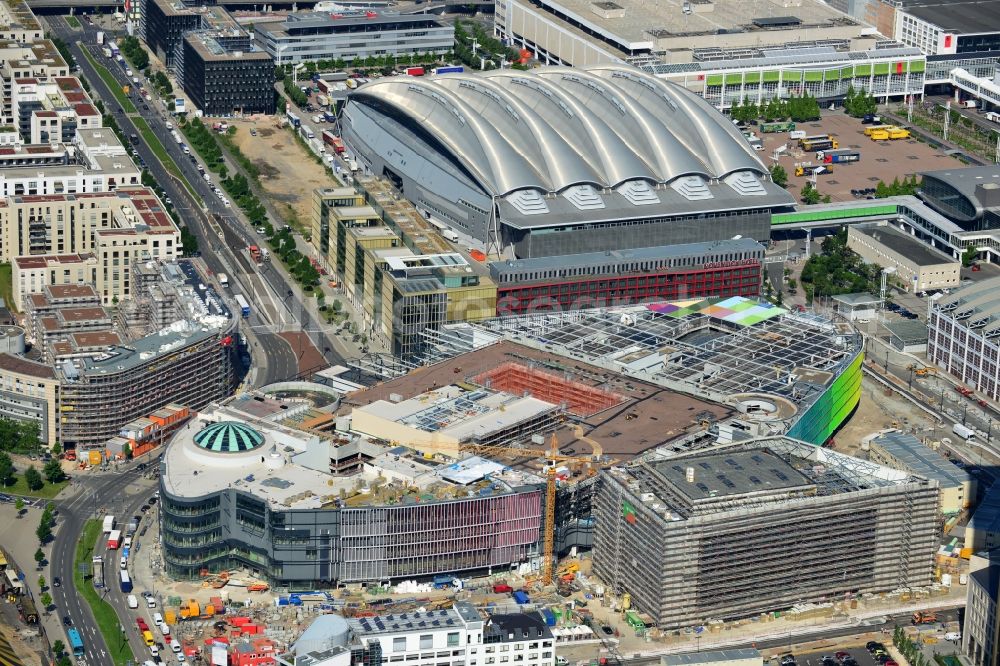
[756,112,964,203]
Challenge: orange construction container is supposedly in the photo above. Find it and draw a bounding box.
[165,610,177,624]
[88,450,103,466]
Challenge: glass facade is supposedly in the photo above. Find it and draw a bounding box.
[921,175,978,224]
[786,349,864,444]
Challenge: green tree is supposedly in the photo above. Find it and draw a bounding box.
[801,182,822,205]
[770,164,788,188]
[875,180,891,198]
[43,458,63,484]
[36,519,51,544]
[40,592,51,609]
[34,548,44,565]
[50,442,61,456]
[15,496,24,516]
[962,245,979,267]
[24,466,42,491]
[58,657,72,666]
[38,575,46,590]
[53,639,65,656]
[0,451,13,486]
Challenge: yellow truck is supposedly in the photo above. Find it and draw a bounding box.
[869,129,890,141]
[142,630,154,646]
[888,127,911,139]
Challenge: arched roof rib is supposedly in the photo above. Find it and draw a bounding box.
[488,70,707,184]
[434,76,608,191]
[350,65,768,197]
[584,66,766,176]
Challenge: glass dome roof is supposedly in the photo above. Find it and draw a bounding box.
[193,421,265,453]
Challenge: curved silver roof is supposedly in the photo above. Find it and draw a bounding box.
[348,65,767,197]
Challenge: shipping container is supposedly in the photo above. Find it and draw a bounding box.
[405,66,425,76]
[512,590,529,604]
[432,65,465,75]
[493,583,513,593]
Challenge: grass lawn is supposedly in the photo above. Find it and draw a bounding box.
[131,117,197,198]
[1,474,69,499]
[0,263,14,313]
[74,519,135,666]
[65,15,81,28]
[79,47,137,114]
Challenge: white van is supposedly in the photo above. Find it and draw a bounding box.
[153,612,164,628]
[120,556,127,569]
[127,595,138,609]
[123,536,133,548]
[170,639,182,654]
[161,622,171,637]
[146,596,156,609]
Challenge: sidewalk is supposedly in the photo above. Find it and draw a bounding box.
[0,502,64,664]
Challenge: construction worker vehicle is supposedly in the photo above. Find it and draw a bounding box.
[912,611,938,624]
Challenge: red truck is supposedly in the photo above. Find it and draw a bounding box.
[322,130,346,154]
[492,583,513,593]
[405,66,425,76]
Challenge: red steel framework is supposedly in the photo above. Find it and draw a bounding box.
[474,362,626,417]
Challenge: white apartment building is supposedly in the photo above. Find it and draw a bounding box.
[279,604,556,666]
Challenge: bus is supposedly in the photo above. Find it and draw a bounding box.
[68,628,84,657]
[119,569,132,593]
[234,294,251,318]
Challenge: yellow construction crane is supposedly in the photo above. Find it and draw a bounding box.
[410,432,614,586]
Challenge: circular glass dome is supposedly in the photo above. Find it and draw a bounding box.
[193,421,265,453]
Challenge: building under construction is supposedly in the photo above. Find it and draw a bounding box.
[593,437,940,630]
[0,259,238,448]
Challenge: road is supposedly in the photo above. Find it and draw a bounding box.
[622,610,962,665]
[47,16,343,386]
[47,460,158,664]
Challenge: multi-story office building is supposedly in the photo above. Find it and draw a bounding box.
[139,0,203,68]
[491,239,765,315]
[965,551,1000,666]
[593,437,939,629]
[0,259,238,448]
[179,31,274,116]
[894,1,1000,57]
[253,10,453,66]
[312,186,496,360]
[847,222,960,293]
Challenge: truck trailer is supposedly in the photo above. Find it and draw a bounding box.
[107,530,122,549]
[760,121,796,133]
[102,515,115,533]
[819,149,860,164]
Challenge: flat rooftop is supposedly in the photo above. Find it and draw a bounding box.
[853,224,957,267]
[510,0,857,53]
[871,431,971,489]
[610,436,921,520]
[654,450,814,502]
[902,0,1000,35]
[344,340,733,460]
